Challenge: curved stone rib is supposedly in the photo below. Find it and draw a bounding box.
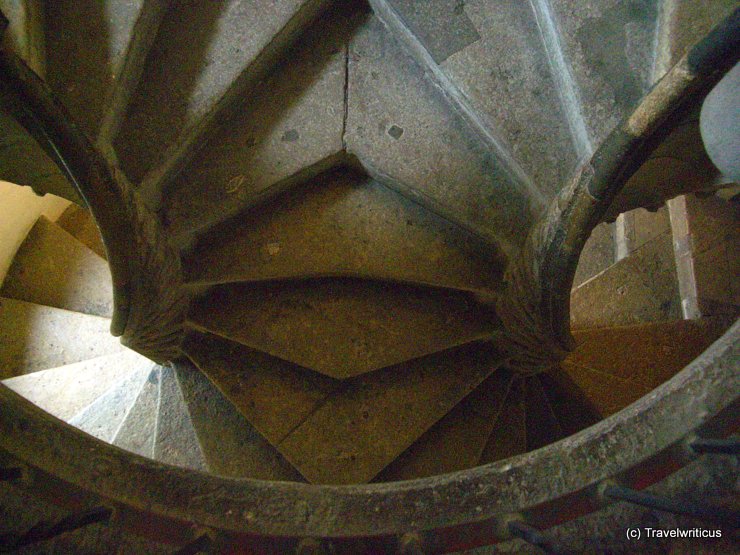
[187,278,498,379]
[183,169,503,298]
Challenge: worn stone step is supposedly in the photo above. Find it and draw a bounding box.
[537,368,601,437]
[372,0,577,200]
[161,3,350,241]
[374,368,514,481]
[113,0,331,204]
[543,0,660,146]
[188,278,497,379]
[43,0,169,139]
[56,204,107,260]
[183,169,503,297]
[0,216,112,317]
[113,365,161,458]
[68,364,152,442]
[183,330,338,448]
[479,378,527,464]
[0,297,124,378]
[174,361,305,481]
[570,231,680,329]
[1,349,150,422]
[153,365,207,471]
[277,341,505,484]
[0,110,82,204]
[565,317,729,406]
[524,375,564,451]
[345,14,535,251]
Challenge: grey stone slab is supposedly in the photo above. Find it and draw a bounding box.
[374,369,513,481]
[573,222,615,288]
[385,0,578,199]
[43,0,149,137]
[174,361,305,481]
[570,232,681,329]
[0,216,113,317]
[113,365,161,458]
[345,15,536,250]
[480,379,526,464]
[161,3,348,240]
[2,349,150,422]
[278,341,504,484]
[154,365,207,471]
[68,364,152,442]
[113,0,329,197]
[184,169,503,297]
[188,278,498,379]
[0,297,125,378]
[547,0,659,145]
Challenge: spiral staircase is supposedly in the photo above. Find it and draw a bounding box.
[0,1,738,553]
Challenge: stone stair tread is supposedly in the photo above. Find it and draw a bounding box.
[56,204,107,260]
[174,361,305,481]
[570,232,681,329]
[567,317,730,391]
[0,216,113,317]
[545,0,659,145]
[0,110,82,204]
[42,0,161,138]
[2,349,151,422]
[68,364,153,442]
[276,341,505,484]
[480,378,527,464]
[113,366,162,458]
[559,361,650,418]
[0,297,125,378]
[375,0,577,200]
[524,375,564,451]
[345,15,534,249]
[184,169,502,296]
[113,0,330,191]
[162,3,349,240]
[154,365,207,472]
[188,278,498,379]
[183,331,338,449]
[375,368,514,482]
[537,368,601,437]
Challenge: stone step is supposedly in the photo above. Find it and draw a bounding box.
[0,297,124,378]
[524,375,564,451]
[173,361,304,481]
[67,364,152,442]
[479,378,527,464]
[112,0,332,205]
[372,0,577,201]
[153,365,207,471]
[188,278,497,379]
[0,109,82,204]
[537,368,601,437]
[0,216,112,317]
[345,14,535,251]
[562,317,729,416]
[374,368,514,481]
[182,330,338,451]
[570,231,680,329]
[43,0,169,140]
[276,341,505,484]
[161,3,350,242]
[1,349,150,422]
[113,365,161,458]
[183,169,503,297]
[56,204,107,260]
[543,0,660,146]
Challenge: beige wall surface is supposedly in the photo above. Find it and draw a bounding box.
[0,181,69,286]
